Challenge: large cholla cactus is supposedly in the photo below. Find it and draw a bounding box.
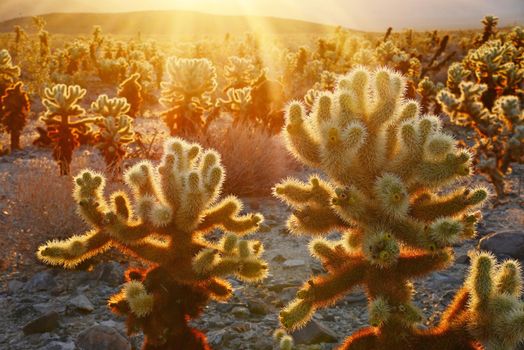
[40,84,95,175]
[274,66,524,349]
[438,36,524,199]
[0,49,21,95]
[160,57,217,135]
[0,81,30,151]
[91,95,135,173]
[37,138,268,350]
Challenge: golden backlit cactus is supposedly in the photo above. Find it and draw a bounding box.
[0,49,21,95]
[223,56,256,90]
[40,84,95,175]
[91,94,135,173]
[37,137,268,349]
[438,36,524,199]
[273,66,523,349]
[458,252,524,350]
[160,57,217,135]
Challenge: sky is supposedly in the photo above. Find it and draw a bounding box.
[0,0,522,31]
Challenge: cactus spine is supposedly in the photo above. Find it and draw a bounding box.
[37,138,268,349]
[275,66,523,349]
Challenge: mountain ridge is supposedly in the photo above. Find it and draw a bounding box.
[0,10,348,37]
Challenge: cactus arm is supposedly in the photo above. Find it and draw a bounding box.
[287,205,349,235]
[297,259,366,307]
[388,217,427,248]
[274,176,333,207]
[283,102,322,167]
[410,188,488,222]
[396,249,453,278]
[439,287,470,326]
[36,229,111,268]
[113,238,170,265]
[339,327,379,350]
[197,196,262,235]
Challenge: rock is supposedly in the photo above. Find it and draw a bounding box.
[247,299,270,315]
[25,271,57,292]
[42,340,76,350]
[33,303,66,314]
[23,311,60,335]
[455,254,470,264]
[215,303,234,313]
[93,262,124,285]
[283,259,306,268]
[291,319,338,345]
[346,287,367,304]
[252,337,273,350]
[76,325,131,350]
[231,306,250,319]
[207,329,226,346]
[268,282,299,293]
[68,294,94,313]
[479,231,524,261]
[7,279,24,294]
[272,254,287,263]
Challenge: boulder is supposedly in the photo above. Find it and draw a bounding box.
[479,231,524,261]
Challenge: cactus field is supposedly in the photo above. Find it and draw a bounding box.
[0,3,523,350]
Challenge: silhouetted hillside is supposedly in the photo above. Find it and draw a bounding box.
[0,10,344,37]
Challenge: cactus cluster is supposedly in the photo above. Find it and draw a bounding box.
[37,138,268,349]
[274,66,523,349]
[438,34,524,198]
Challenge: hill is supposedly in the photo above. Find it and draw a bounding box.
[0,10,343,37]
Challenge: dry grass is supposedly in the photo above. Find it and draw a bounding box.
[192,124,299,197]
[0,150,115,272]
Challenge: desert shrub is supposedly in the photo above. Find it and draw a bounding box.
[0,152,107,270]
[192,124,297,197]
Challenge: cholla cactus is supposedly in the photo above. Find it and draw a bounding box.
[248,69,286,134]
[37,138,268,349]
[273,329,294,350]
[40,84,95,175]
[160,57,217,135]
[273,66,523,349]
[417,76,444,114]
[438,36,524,199]
[0,81,30,151]
[91,95,134,173]
[97,57,127,84]
[0,49,20,95]
[477,16,498,45]
[223,56,256,90]
[118,73,143,118]
[219,87,252,123]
